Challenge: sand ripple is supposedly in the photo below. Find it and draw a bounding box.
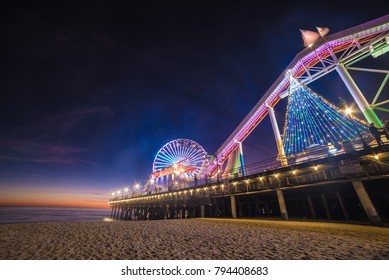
[1,218,388,260]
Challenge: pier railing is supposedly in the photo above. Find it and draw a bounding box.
[110,139,389,203]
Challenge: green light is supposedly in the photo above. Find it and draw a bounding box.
[370,38,389,58]
[371,44,389,58]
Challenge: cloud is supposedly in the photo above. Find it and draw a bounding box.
[0,105,114,166]
[0,155,78,164]
[26,190,105,196]
[81,192,106,196]
[13,105,114,140]
[0,138,85,165]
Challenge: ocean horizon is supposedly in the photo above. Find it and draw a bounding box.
[0,206,112,224]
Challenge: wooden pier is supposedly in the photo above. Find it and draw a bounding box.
[109,144,389,226]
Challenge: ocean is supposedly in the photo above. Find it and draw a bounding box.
[0,206,112,224]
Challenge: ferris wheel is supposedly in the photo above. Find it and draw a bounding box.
[152,139,208,179]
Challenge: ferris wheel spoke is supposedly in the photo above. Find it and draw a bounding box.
[163,144,177,162]
[155,154,173,168]
[152,138,208,178]
[157,151,175,163]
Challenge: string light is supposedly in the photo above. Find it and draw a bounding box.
[283,77,371,156]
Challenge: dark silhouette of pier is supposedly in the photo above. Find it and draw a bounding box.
[110,142,389,226]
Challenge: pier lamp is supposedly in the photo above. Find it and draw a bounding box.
[133,183,140,194]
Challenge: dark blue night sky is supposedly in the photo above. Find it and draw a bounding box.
[0,1,387,207]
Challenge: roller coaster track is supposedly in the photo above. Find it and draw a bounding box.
[205,14,389,175]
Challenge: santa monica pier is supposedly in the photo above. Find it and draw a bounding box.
[109,15,389,226]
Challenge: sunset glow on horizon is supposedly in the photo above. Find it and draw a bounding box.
[0,183,111,209]
[1,3,386,211]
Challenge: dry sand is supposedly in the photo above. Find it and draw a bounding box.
[1,218,389,260]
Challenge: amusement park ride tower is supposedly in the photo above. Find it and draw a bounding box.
[111,15,389,226]
[205,14,389,178]
[147,138,209,193]
[143,14,389,194]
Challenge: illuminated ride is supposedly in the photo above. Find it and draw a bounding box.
[205,15,389,176]
[151,138,208,182]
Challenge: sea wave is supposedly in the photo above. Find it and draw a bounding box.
[0,206,111,224]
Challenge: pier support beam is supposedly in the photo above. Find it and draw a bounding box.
[230,195,237,219]
[179,209,183,219]
[336,192,349,220]
[237,141,246,176]
[111,204,116,219]
[321,194,332,220]
[165,205,169,219]
[200,205,205,218]
[115,205,120,219]
[352,180,383,226]
[110,206,114,218]
[267,104,288,166]
[226,142,246,177]
[276,189,288,220]
[307,194,316,219]
[335,63,382,127]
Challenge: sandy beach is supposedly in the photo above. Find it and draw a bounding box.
[1,218,389,260]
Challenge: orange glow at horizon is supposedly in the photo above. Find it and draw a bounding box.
[0,201,109,209]
[0,185,111,209]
